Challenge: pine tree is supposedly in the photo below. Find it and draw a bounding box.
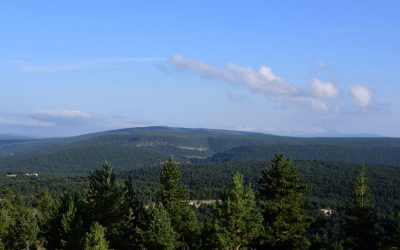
[46,192,85,250]
[214,172,263,250]
[119,176,146,249]
[136,202,177,250]
[158,155,200,249]
[86,161,128,249]
[258,154,310,249]
[343,166,379,250]
[84,222,110,250]
[34,189,55,246]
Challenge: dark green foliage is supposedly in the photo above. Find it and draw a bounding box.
[213,172,263,249]
[0,190,15,241]
[84,222,110,250]
[86,161,128,249]
[211,143,400,166]
[0,189,39,249]
[258,154,310,249]
[343,166,379,250]
[33,189,55,246]
[34,189,55,225]
[119,176,144,248]
[136,203,177,250]
[158,155,200,249]
[127,159,400,215]
[0,174,87,200]
[158,156,188,208]
[390,212,400,249]
[1,152,400,249]
[6,207,39,249]
[46,192,85,250]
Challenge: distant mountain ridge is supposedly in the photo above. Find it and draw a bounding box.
[0,133,34,141]
[0,126,399,175]
[0,134,36,147]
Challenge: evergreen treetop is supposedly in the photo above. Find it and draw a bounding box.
[214,172,263,250]
[343,166,379,250]
[157,155,200,249]
[258,154,310,250]
[84,222,110,250]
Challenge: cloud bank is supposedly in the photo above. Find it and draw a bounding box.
[171,54,374,112]
[0,110,93,128]
[29,110,93,126]
[0,110,155,137]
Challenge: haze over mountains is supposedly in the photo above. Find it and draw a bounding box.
[0,126,398,175]
[0,133,34,141]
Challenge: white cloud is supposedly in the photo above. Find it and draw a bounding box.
[310,78,339,99]
[225,63,297,96]
[171,54,345,111]
[172,54,297,98]
[171,54,227,80]
[8,57,165,73]
[0,110,156,133]
[33,110,92,119]
[29,110,93,126]
[236,126,256,132]
[0,110,93,128]
[0,111,159,137]
[171,54,382,113]
[349,85,373,107]
[0,118,55,127]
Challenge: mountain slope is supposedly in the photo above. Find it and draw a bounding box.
[210,144,400,166]
[0,126,399,175]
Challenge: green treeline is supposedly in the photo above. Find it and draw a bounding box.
[126,160,400,215]
[1,154,400,249]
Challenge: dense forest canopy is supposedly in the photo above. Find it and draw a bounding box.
[1,154,400,249]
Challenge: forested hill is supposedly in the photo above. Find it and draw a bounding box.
[0,126,399,175]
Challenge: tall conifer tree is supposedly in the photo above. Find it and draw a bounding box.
[86,161,127,249]
[343,166,379,250]
[34,189,55,246]
[258,154,310,249]
[136,203,177,250]
[46,192,84,250]
[158,155,200,249]
[214,172,263,250]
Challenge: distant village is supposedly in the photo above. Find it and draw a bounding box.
[5,172,39,177]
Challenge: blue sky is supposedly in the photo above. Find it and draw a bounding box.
[0,1,399,137]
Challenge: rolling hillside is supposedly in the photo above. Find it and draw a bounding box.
[0,126,399,175]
